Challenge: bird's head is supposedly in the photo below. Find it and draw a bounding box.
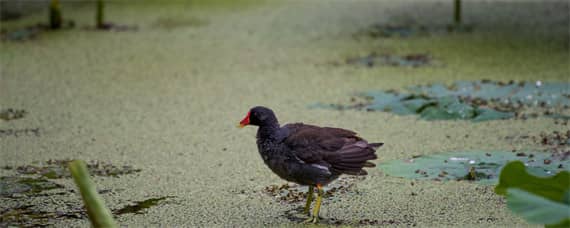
[238,106,278,128]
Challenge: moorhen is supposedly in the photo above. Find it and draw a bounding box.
[238,106,382,223]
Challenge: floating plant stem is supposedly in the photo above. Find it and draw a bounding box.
[69,160,117,228]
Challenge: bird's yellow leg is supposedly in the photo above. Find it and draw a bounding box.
[303,186,314,215]
[304,184,323,223]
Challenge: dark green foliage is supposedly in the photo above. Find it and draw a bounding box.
[495,161,569,203]
[495,161,570,227]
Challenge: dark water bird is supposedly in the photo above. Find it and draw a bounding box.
[238,106,382,223]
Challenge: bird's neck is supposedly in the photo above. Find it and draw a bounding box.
[257,122,280,140]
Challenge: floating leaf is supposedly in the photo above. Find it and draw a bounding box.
[378,151,570,185]
[473,108,514,122]
[494,161,570,227]
[419,96,475,120]
[506,188,570,227]
[495,161,569,202]
[311,80,570,121]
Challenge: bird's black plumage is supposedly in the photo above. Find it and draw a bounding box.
[242,106,382,186]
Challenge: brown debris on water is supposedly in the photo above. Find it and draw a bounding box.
[263,176,363,204]
[1,21,74,41]
[0,205,84,227]
[15,159,141,179]
[344,52,434,68]
[0,108,27,121]
[0,176,64,197]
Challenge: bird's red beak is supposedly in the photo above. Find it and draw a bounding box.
[238,111,250,128]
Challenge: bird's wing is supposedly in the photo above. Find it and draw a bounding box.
[282,123,380,175]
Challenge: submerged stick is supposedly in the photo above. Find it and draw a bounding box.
[69,160,118,228]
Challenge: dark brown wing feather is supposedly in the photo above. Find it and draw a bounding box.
[282,123,382,175]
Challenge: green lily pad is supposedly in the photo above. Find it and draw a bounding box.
[419,96,476,120]
[473,108,515,122]
[378,151,570,185]
[310,80,570,121]
[408,81,570,106]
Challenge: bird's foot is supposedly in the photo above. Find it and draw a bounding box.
[303,215,319,224]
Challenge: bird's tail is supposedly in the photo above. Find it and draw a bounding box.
[330,141,383,175]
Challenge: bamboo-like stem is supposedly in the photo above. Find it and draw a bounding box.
[69,160,118,228]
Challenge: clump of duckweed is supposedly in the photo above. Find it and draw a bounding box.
[353,23,473,39]
[114,196,174,215]
[342,53,434,68]
[153,17,208,30]
[0,176,63,197]
[0,205,84,227]
[536,130,570,147]
[0,108,27,121]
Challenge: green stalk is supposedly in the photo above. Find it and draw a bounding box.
[454,0,462,26]
[49,0,62,29]
[69,160,118,228]
[96,0,105,29]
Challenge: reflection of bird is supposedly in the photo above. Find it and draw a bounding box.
[238,106,382,223]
